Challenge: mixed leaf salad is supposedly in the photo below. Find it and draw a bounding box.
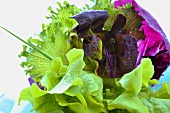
[1,0,170,113]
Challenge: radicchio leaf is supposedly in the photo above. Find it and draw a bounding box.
[149,51,170,79]
[137,5,170,53]
[137,21,166,65]
[114,0,170,79]
[136,4,170,79]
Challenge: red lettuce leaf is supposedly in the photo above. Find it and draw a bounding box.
[115,35,138,77]
[72,9,139,78]
[83,35,102,60]
[108,14,126,38]
[71,10,109,37]
[114,0,170,79]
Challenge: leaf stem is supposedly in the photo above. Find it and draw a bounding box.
[0,26,52,60]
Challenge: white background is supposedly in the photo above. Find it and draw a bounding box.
[0,0,170,101]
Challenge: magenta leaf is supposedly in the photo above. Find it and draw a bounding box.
[114,0,170,79]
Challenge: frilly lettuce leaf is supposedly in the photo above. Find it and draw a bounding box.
[19,84,64,113]
[157,82,170,98]
[1,0,170,113]
[117,58,154,94]
[106,58,169,113]
[150,82,170,99]
[141,97,170,113]
[107,91,149,113]
[106,58,152,112]
[48,48,85,94]
[15,1,81,82]
[19,48,103,113]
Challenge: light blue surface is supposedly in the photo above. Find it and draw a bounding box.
[21,103,36,113]
[0,94,15,113]
[151,66,170,91]
[0,94,35,113]
[160,66,170,83]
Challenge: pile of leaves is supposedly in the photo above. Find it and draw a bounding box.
[1,0,170,113]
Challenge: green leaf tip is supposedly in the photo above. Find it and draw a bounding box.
[0,26,52,60]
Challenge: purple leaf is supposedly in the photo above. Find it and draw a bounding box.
[109,14,126,38]
[114,0,170,79]
[71,10,109,37]
[137,5,170,53]
[105,35,138,78]
[105,47,117,78]
[83,35,102,60]
[137,21,166,65]
[28,77,44,90]
[114,0,137,8]
[150,51,170,79]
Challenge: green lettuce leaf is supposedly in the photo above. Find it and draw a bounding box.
[105,58,155,113]
[2,0,170,113]
[18,87,33,105]
[150,82,170,99]
[48,48,85,94]
[117,58,154,94]
[141,97,170,113]
[157,82,170,98]
[19,84,63,113]
[19,48,104,113]
[107,91,149,113]
[17,1,81,82]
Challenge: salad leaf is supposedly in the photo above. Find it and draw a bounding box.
[87,0,124,31]
[19,48,103,113]
[117,58,154,94]
[72,10,109,37]
[150,51,170,79]
[72,6,141,78]
[19,84,63,113]
[136,5,170,53]
[107,91,149,113]
[141,97,170,113]
[18,87,33,105]
[150,82,170,99]
[48,48,85,94]
[106,58,165,113]
[17,1,81,82]
[113,35,138,77]
[83,35,103,60]
[1,0,170,113]
[157,82,170,98]
[114,0,170,80]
